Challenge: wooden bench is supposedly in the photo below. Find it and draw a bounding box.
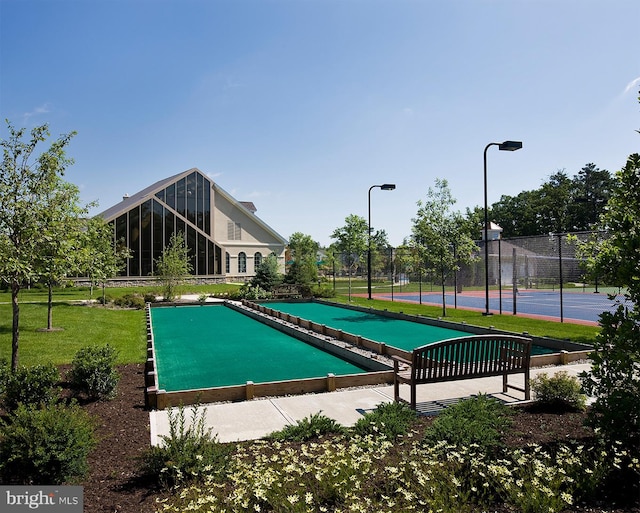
[392,335,532,410]
[272,284,302,299]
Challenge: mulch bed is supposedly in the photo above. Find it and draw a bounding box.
[34,365,640,512]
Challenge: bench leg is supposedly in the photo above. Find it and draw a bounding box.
[393,377,400,403]
[410,384,416,410]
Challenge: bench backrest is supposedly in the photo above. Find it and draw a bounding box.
[411,335,532,383]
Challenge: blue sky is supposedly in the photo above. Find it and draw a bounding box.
[1,0,638,247]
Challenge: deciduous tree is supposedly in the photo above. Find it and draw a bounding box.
[330,215,368,300]
[410,179,478,316]
[0,121,76,370]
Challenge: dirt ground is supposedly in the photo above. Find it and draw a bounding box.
[76,365,638,513]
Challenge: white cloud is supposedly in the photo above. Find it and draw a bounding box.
[623,76,640,95]
[22,103,51,123]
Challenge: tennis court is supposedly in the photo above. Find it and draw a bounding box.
[262,301,555,355]
[150,304,369,392]
[376,289,630,324]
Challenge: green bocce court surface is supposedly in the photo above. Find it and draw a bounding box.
[150,305,369,392]
[262,301,555,355]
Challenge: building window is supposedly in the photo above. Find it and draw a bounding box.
[254,252,262,270]
[227,221,241,240]
[238,252,247,273]
[225,252,230,273]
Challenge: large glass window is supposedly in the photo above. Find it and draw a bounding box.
[176,178,186,217]
[141,200,152,276]
[115,214,127,276]
[129,206,140,276]
[107,171,232,277]
[187,226,197,273]
[153,200,164,266]
[196,172,204,231]
[203,178,211,235]
[238,252,247,273]
[186,172,196,224]
[198,233,206,275]
[254,252,262,270]
[164,210,175,249]
[165,183,176,210]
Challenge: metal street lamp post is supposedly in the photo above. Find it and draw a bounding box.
[368,183,396,300]
[483,141,522,315]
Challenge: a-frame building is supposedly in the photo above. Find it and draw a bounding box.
[97,168,287,279]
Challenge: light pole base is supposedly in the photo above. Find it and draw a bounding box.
[482,312,493,316]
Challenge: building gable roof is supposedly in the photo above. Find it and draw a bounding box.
[97,168,288,245]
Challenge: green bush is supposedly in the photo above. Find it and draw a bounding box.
[266,412,346,442]
[139,404,231,489]
[423,394,513,453]
[143,292,158,303]
[2,363,60,411]
[113,293,146,309]
[237,284,272,300]
[70,345,120,400]
[352,401,417,440]
[531,371,587,411]
[0,402,96,484]
[0,359,8,398]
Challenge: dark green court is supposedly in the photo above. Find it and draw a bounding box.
[150,304,368,392]
[262,301,555,355]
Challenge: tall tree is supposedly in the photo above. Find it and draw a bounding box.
[78,217,131,304]
[34,178,91,330]
[0,122,76,371]
[488,166,614,237]
[411,178,478,316]
[285,232,319,286]
[154,232,192,301]
[250,253,282,292]
[568,163,614,231]
[330,214,368,300]
[577,94,640,451]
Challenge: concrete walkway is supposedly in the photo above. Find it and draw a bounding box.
[149,362,591,445]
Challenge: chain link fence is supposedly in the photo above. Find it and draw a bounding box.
[329,231,627,323]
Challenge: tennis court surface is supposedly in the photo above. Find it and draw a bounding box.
[374,289,630,324]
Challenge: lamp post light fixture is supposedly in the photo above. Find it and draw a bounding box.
[483,141,522,315]
[368,183,396,300]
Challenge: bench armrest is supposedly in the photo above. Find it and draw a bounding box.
[391,354,412,369]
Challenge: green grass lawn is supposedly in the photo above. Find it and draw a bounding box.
[0,283,243,367]
[0,303,147,366]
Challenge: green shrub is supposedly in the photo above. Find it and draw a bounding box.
[352,401,417,440]
[139,404,231,488]
[581,306,640,452]
[237,284,272,300]
[0,358,8,398]
[531,371,587,411]
[113,293,146,309]
[70,345,120,400]
[0,402,96,484]
[266,412,346,442]
[423,394,513,453]
[2,363,60,411]
[143,292,158,303]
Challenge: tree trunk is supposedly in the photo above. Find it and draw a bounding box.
[11,280,20,372]
[441,269,447,318]
[47,282,54,330]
